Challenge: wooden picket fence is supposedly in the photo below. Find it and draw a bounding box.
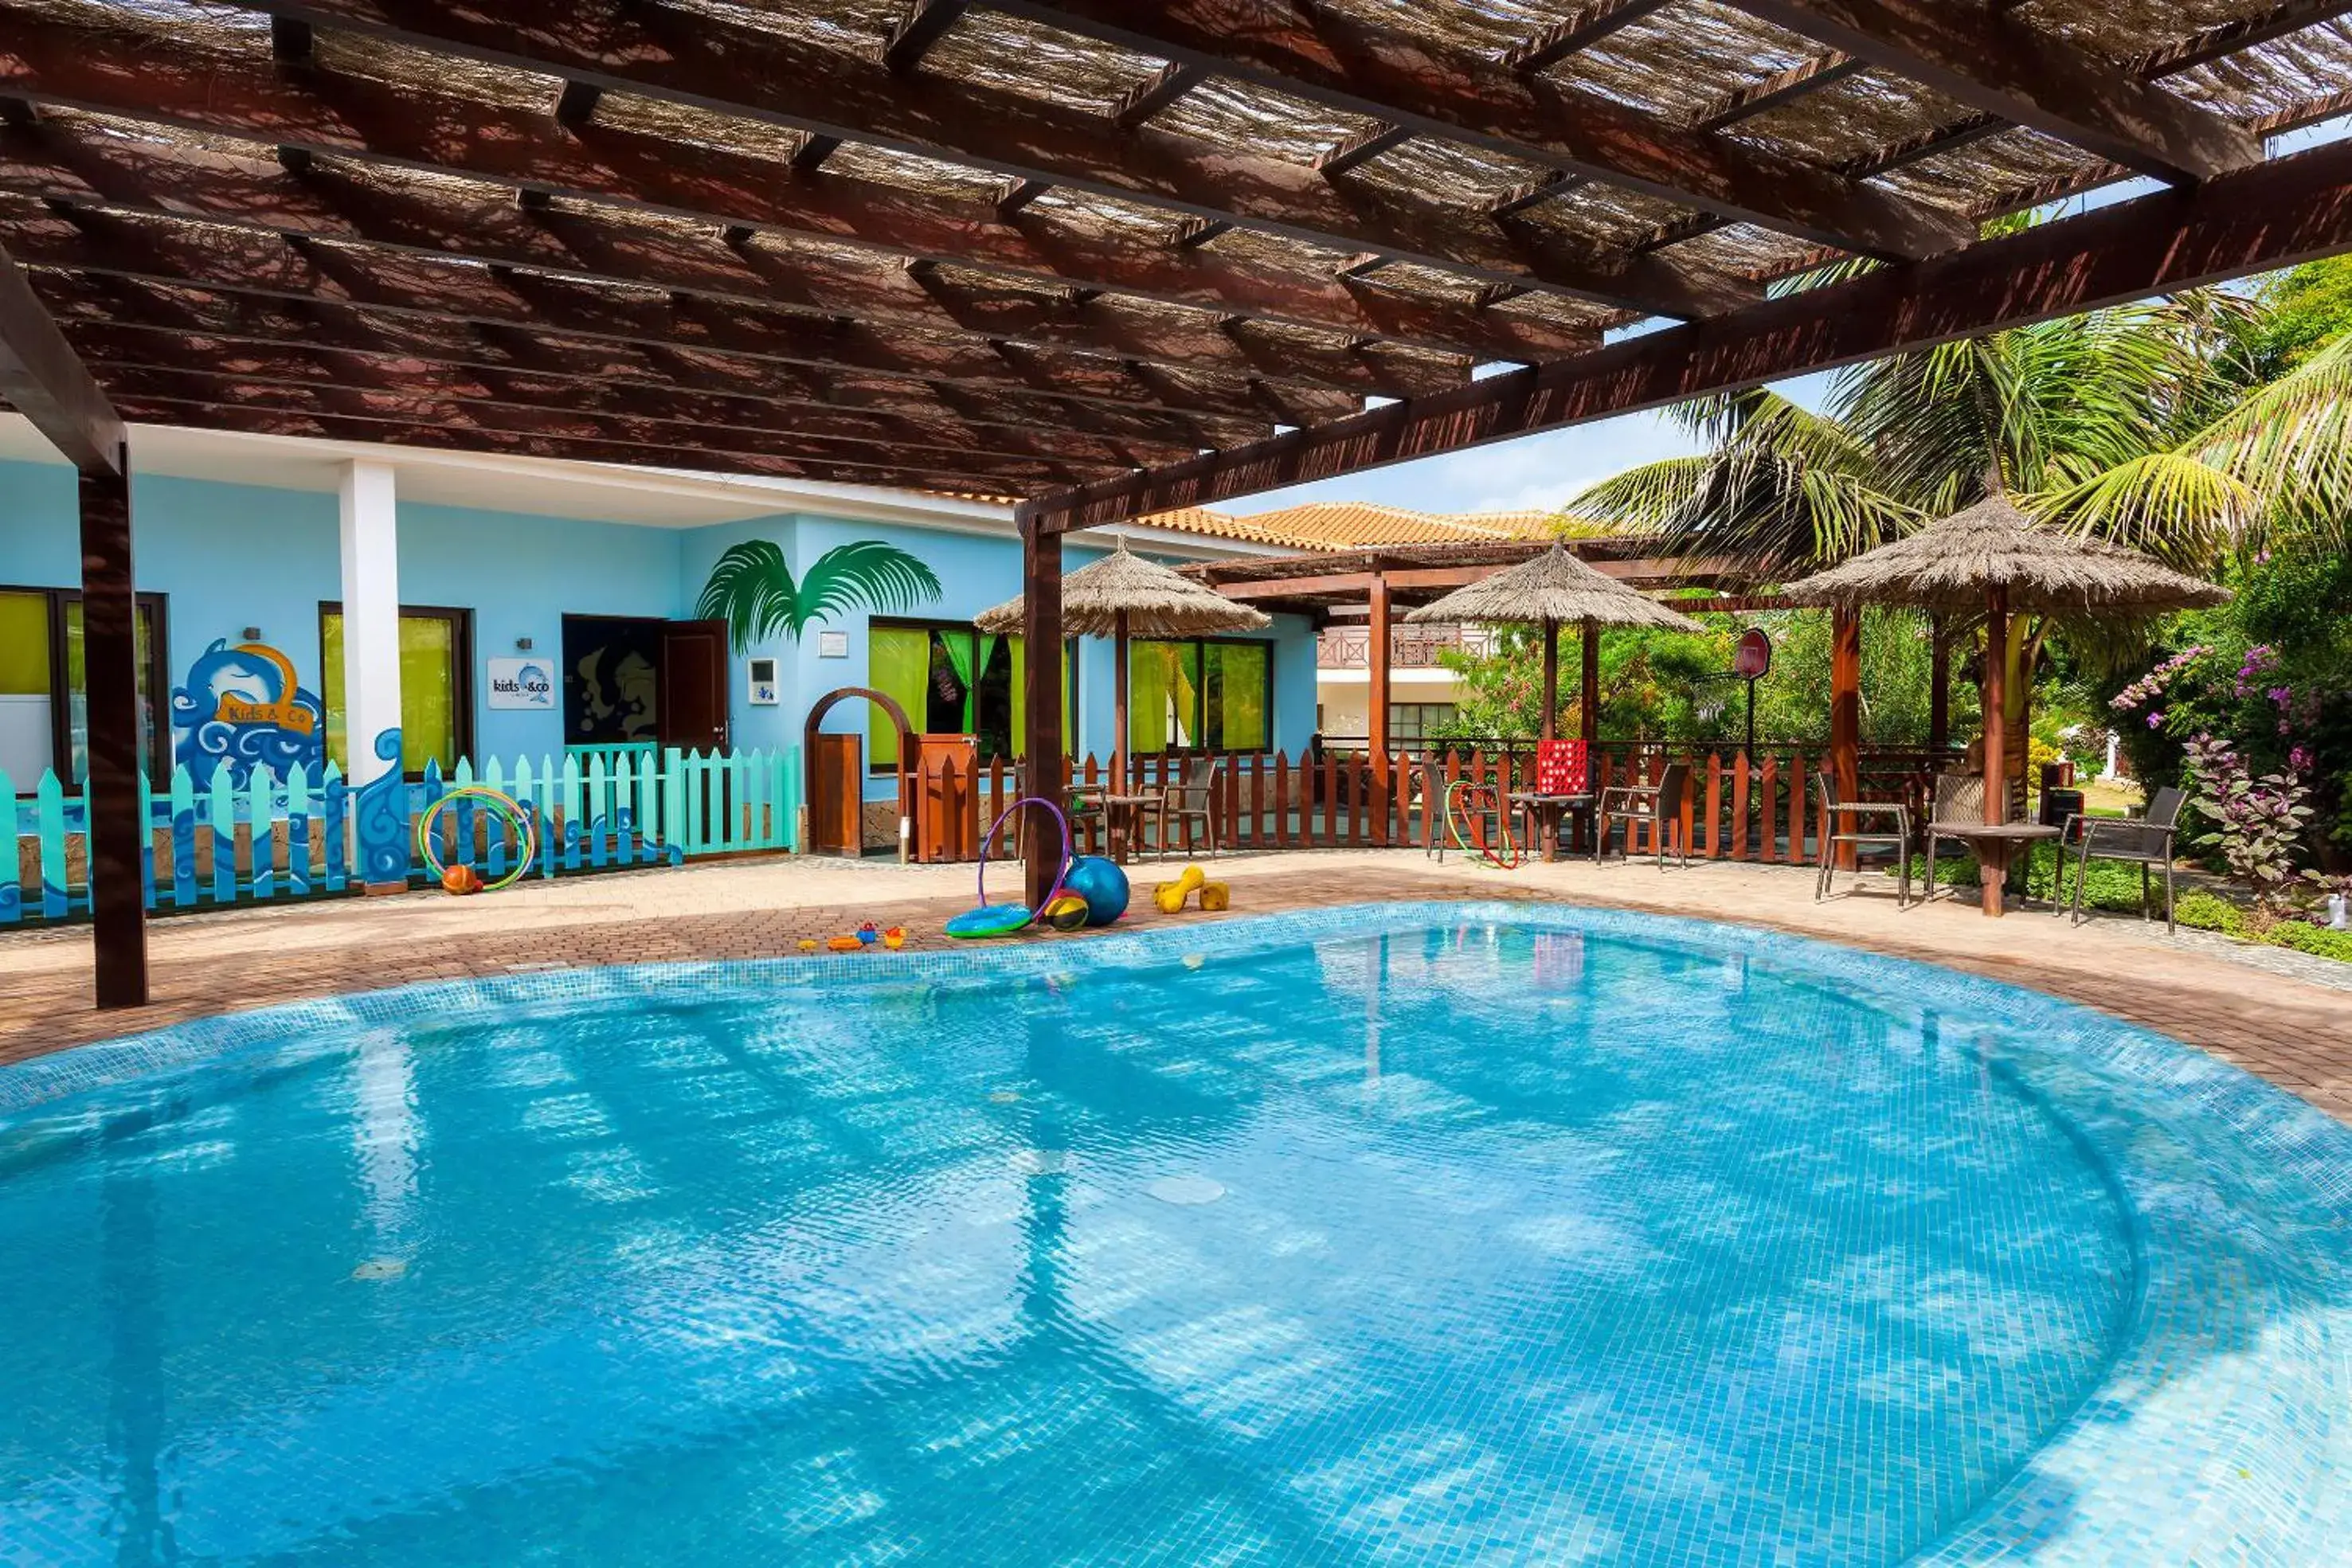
[914,743,1958,865]
[3,745,801,927]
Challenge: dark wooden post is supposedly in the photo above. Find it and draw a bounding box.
[81,450,149,1007]
[1980,583,2009,917]
[1367,575,1393,782]
[1020,516,1064,907]
[1830,602,1861,870]
[1927,612,1951,757]
[1111,608,1129,795]
[1578,616,1599,748]
[1539,614,1559,742]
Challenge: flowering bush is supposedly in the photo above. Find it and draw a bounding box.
[2181,733,2312,915]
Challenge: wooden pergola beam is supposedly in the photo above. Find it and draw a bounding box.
[0,195,1368,424]
[0,233,119,471]
[217,0,1761,319]
[0,119,1473,401]
[0,14,1594,364]
[1719,0,2263,184]
[1022,137,2352,533]
[92,365,1125,487]
[29,269,1265,449]
[68,323,1180,467]
[992,0,1971,261]
[111,397,1044,494]
[1501,1,1673,73]
[2131,0,2352,78]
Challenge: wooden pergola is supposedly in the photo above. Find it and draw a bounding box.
[2,0,2350,991]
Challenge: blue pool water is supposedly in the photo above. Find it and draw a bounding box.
[2,905,2347,1566]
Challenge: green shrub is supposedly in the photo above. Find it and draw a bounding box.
[2171,890,2244,936]
[2266,921,2352,962]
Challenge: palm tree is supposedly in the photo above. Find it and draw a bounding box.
[1574,292,2264,761]
[695,538,943,654]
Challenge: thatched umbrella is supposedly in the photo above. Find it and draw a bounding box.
[1403,543,1704,746]
[976,540,1270,786]
[1783,492,2227,912]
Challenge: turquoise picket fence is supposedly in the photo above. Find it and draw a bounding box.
[2,745,801,927]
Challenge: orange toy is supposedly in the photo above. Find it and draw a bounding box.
[826,934,865,952]
[882,926,907,950]
[440,863,483,896]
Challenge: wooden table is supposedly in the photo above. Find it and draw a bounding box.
[1508,792,1595,862]
[1945,822,2065,915]
[1099,792,1160,864]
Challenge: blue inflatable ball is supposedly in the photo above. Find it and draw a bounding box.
[1061,854,1130,927]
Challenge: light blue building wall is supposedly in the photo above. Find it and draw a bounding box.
[0,459,1313,796]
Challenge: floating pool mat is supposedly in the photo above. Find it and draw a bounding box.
[414,784,539,892]
[945,797,1073,939]
[1443,780,1527,870]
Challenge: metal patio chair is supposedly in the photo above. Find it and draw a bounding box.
[1815,773,1912,907]
[1595,761,1691,869]
[2062,784,2189,933]
[1921,772,1985,904]
[1153,757,1223,858]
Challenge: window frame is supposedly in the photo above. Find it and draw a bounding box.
[1129,635,1275,757]
[318,600,476,778]
[0,582,170,783]
[866,616,1077,772]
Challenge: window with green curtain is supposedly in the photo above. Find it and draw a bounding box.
[1129,639,1204,754]
[62,597,162,782]
[867,624,930,767]
[1206,640,1269,750]
[1004,635,1075,759]
[0,591,48,698]
[322,607,467,774]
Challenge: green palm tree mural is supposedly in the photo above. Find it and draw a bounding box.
[695,539,943,654]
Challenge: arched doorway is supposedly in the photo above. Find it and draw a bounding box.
[803,686,918,857]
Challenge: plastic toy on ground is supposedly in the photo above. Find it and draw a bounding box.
[826,935,865,952]
[414,784,539,893]
[1153,864,1207,913]
[882,926,907,950]
[946,797,1074,939]
[1443,780,1528,870]
[1199,882,1230,912]
[1039,893,1092,932]
[440,864,483,897]
[1061,854,1129,926]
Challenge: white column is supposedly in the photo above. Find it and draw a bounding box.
[338,459,402,788]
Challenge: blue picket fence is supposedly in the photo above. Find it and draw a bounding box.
[2,745,802,926]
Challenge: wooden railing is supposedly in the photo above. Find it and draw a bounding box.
[913,743,1961,864]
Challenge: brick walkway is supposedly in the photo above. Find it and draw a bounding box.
[4,850,2348,1122]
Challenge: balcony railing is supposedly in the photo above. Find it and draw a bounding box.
[1317,623,1498,669]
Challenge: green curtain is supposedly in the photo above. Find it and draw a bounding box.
[0,591,48,698]
[937,628,980,732]
[867,624,930,767]
[1130,640,1200,753]
[1006,637,1074,759]
[322,611,460,773]
[1208,642,1269,751]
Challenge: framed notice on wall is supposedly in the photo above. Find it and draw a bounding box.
[486,656,556,711]
[816,630,849,659]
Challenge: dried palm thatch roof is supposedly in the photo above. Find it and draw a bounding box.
[1405,544,1708,629]
[3,0,2350,510]
[974,542,1273,638]
[1780,494,2231,613]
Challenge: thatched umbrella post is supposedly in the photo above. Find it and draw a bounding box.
[1407,545,1703,820]
[1113,608,1129,792]
[1783,497,2225,917]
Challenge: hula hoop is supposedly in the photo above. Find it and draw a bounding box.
[975,796,1074,916]
[1443,779,1526,870]
[414,784,539,892]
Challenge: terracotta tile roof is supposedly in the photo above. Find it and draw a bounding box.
[1133,501,1608,551]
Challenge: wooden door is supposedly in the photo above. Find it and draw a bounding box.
[659,619,730,753]
[808,733,863,855]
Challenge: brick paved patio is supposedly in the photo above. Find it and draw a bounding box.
[4,850,2348,1122]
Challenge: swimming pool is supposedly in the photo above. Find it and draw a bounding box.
[1,904,2346,1565]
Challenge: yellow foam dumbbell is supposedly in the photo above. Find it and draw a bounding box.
[1198,882,1230,913]
[1153,863,1207,913]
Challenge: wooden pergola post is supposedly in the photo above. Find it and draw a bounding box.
[1019,516,1064,908]
[1367,574,1393,783]
[1830,603,1861,869]
[2,237,144,1007]
[1980,583,2010,917]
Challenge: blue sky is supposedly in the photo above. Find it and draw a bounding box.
[1231,115,2348,522]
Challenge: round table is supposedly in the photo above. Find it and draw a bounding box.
[1943,822,2065,916]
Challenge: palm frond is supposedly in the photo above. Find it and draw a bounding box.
[2032,452,2252,569]
[791,542,943,635]
[695,539,800,655]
